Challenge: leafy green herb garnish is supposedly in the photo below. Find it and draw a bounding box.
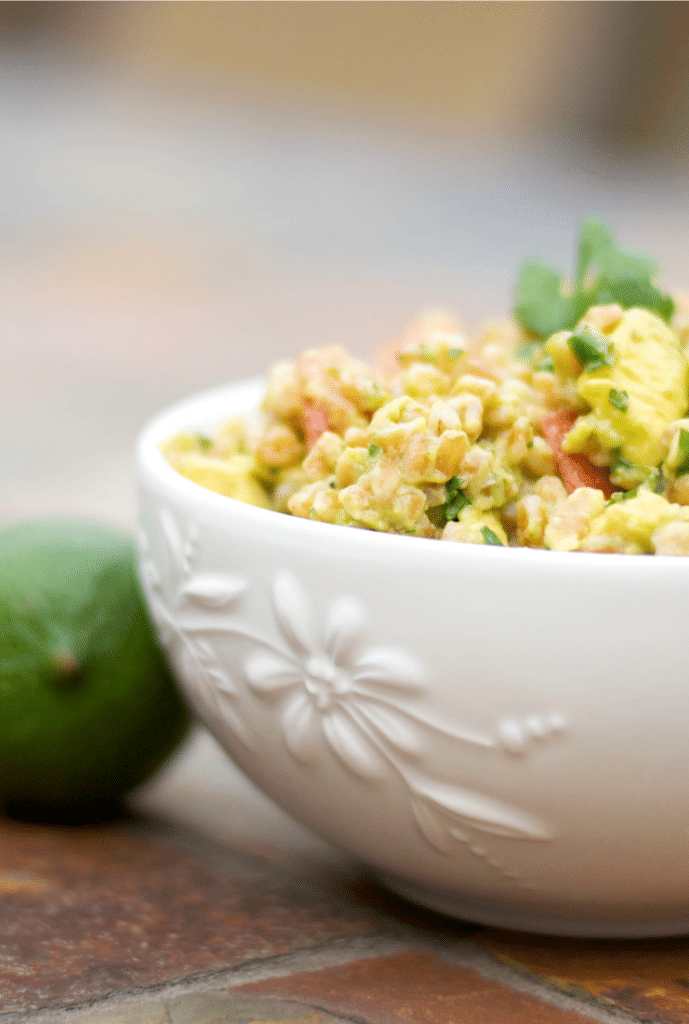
[514,218,674,340]
[675,428,689,477]
[446,492,470,521]
[481,526,504,546]
[443,475,470,522]
[608,388,629,413]
[197,434,213,450]
[447,347,464,360]
[568,325,615,372]
[368,443,382,459]
[534,355,555,372]
[515,262,574,339]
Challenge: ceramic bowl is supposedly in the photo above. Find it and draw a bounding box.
[136,377,689,938]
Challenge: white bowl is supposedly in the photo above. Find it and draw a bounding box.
[136,377,689,938]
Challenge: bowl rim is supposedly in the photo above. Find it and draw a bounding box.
[136,376,689,576]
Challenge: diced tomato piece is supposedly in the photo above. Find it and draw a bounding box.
[301,404,330,450]
[541,410,615,498]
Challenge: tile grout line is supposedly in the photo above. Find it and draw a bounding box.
[112,818,647,1024]
[3,933,410,1024]
[428,936,648,1024]
[5,926,647,1024]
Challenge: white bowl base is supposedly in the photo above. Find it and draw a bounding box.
[378,873,689,938]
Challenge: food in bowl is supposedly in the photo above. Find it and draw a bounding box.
[163,219,689,557]
[138,360,689,937]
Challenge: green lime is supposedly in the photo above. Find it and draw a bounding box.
[0,519,190,820]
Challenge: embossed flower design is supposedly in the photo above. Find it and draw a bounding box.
[138,509,252,747]
[245,572,425,780]
[140,517,565,882]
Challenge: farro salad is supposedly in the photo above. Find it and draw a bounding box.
[163,220,689,555]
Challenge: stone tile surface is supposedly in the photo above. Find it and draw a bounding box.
[232,950,595,1024]
[68,1006,169,1024]
[0,819,378,1016]
[167,993,339,1024]
[483,931,689,1024]
[70,993,341,1024]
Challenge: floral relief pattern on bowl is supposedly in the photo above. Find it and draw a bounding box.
[140,500,566,886]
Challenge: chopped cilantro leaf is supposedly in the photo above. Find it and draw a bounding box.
[447,347,464,360]
[606,485,647,505]
[481,526,504,546]
[445,474,463,496]
[608,468,660,503]
[608,487,639,504]
[443,475,470,522]
[514,218,674,339]
[197,434,213,450]
[445,491,470,521]
[368,443,382,459]
[608,388,629,413]
[534,355,555,372]
[568,325,615,371]
[675,428,689,477]
[610,456,650,489]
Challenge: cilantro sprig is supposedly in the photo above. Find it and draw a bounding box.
[514,219,674,340]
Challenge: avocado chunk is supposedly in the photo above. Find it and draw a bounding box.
[566,308,689,469]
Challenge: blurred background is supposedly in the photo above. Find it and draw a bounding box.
[3,0,689,527]
[2,0,689,857]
